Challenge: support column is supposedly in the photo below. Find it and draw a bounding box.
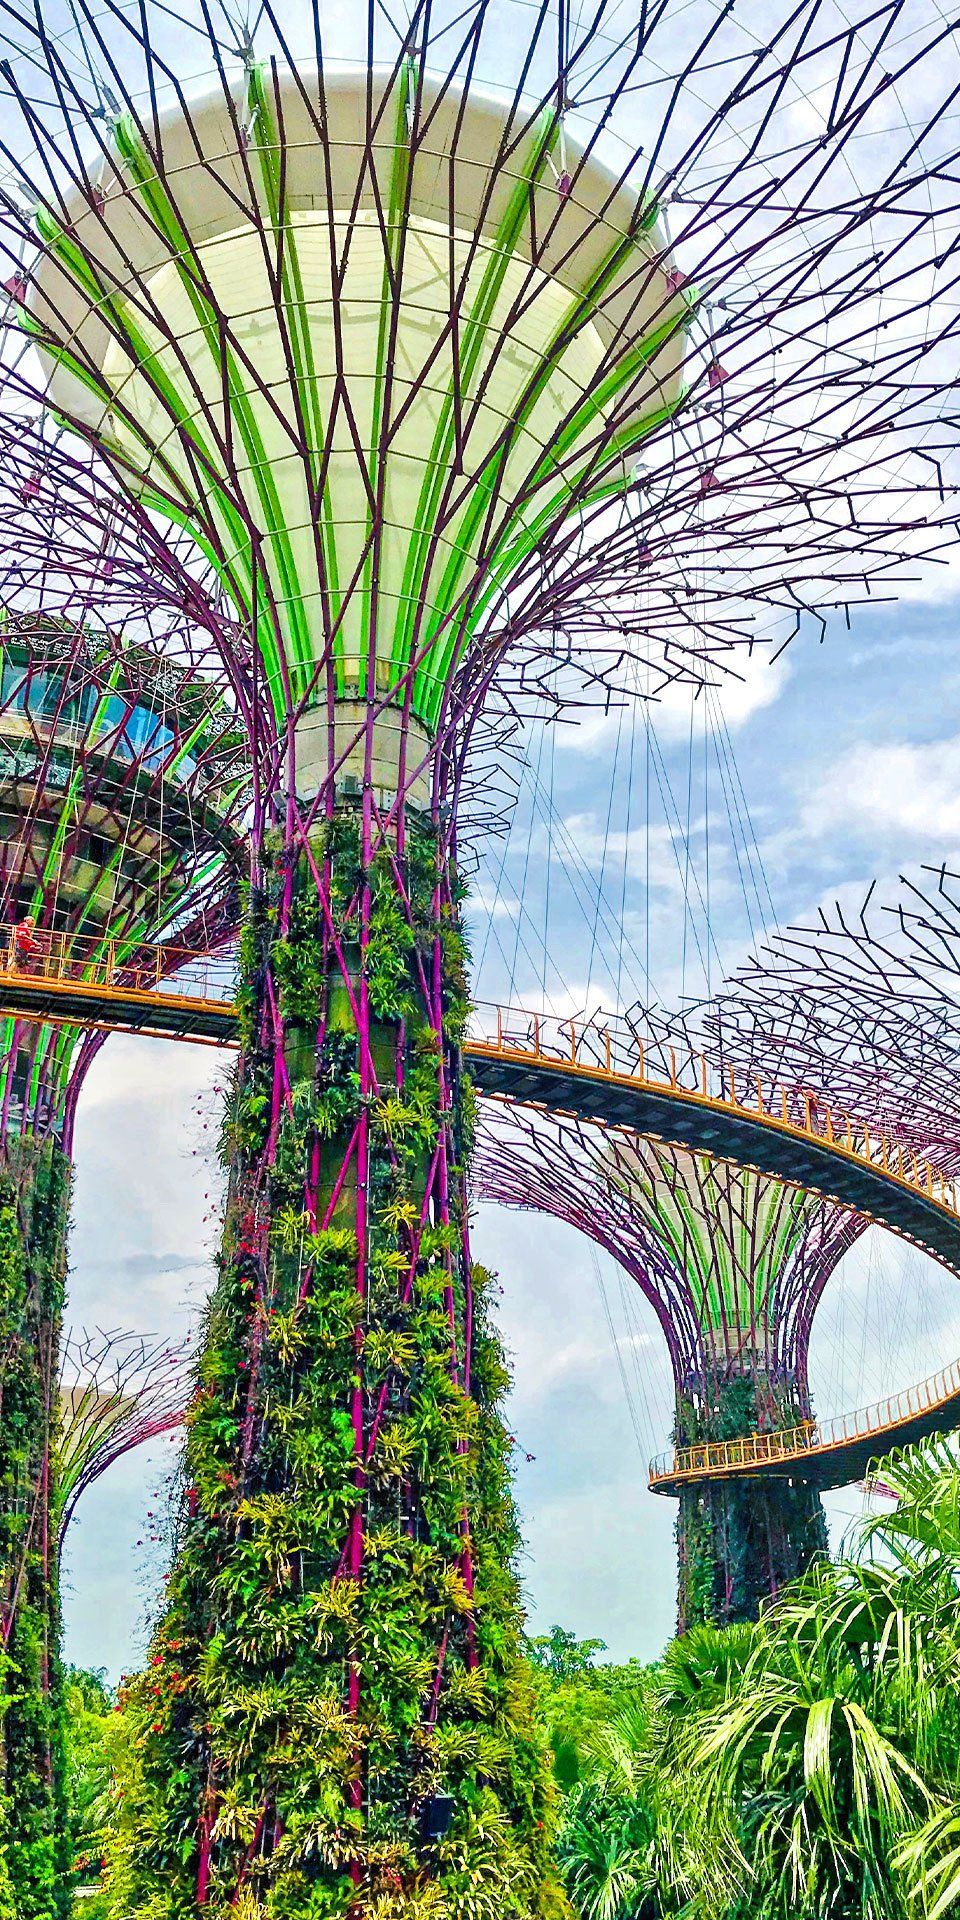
[0,1132,71,1918]
[675,1375,828,1631]
[110,807,553,1914]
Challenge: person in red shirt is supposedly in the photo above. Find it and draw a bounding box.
[13,915,44,969]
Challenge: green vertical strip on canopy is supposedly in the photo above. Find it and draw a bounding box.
[245,64,343,686]
[360,61,416,702]
[390,106,559,707]
[111,116,315,704]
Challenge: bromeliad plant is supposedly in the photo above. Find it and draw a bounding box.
[107,811,556,1916]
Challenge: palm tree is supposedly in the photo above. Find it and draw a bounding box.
[548,1438,960,1919]
[662,1443,960,1919]
[864,1440,960,1920]
[555,1691,663,1920]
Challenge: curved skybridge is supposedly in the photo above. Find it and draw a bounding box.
[0,926,238,1044]
[649,1357,960,1496]
[1,947,959,1279]
[5,947,959,1483]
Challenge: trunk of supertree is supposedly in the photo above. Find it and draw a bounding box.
[109,805,554,1916]
[0,1122,72,1920]
[674,1375,828,1632]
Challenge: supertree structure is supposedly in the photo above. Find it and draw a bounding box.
[3,0,960,1908]
[691,865,960,1173]
[0,596,245,1920]
[57,1326,193,1544]
[475,1099,859,1627]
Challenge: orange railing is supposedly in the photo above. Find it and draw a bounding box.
[469,1000,960,1224]
[649,1354,960,1487]
[0,923,235,1006]
[0,958,953,1236]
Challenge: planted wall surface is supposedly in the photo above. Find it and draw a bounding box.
[674,1377,828,1631]
[0,1134,72,1919]
[107,812,555,1917]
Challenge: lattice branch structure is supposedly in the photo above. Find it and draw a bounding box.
[57,1326,192,1543]
[0,414,533,865]
[1,1,959,745]
[475,1095,858,1627]
[688,864,960,1178]
[4,0,960,1903]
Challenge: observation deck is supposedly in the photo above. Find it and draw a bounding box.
[648,1355,960,1495]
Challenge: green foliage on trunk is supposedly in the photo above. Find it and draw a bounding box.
[674,1378,828,1630]
[0,1136,72,1919]
[104,810,555,1917]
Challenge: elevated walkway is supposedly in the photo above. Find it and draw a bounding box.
[1,952,959,1276]
[0,929,236,1043]
[5,947,959,1485]
[466,1007,960,1283]
[649,1355,960,1494]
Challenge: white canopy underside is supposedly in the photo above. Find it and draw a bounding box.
[98,215,678,715]
[606,1138,824,1336]
[34,67,686,729]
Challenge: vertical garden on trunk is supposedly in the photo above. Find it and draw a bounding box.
[0,1134,71,1920]
[673,1377,829,1631]
[107,811,557,1914]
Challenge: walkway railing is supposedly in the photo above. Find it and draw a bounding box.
[468,1001,960,1222]
[649,1353,960,1488]
[0,955,955,1234]
[0,923,235,1004]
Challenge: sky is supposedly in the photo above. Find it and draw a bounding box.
[60,575,960,1679]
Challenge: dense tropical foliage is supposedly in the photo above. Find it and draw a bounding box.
[57,1434,960,1918]
[63,1666,122,1914]
[539,1436,960,1919]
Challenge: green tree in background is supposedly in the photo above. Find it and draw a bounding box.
[63,1665,126,1915]
[540,1438,960,1919]
[529,1628,609,1683]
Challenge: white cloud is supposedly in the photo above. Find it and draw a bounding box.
[471,980,612,1026]
[800,733,960,850]
[896,548,960,609]
[468,884,519,922]
[558,652,792,756]
[551,812,738,920]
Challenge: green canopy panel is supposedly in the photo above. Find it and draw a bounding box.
[31,63,689,745]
